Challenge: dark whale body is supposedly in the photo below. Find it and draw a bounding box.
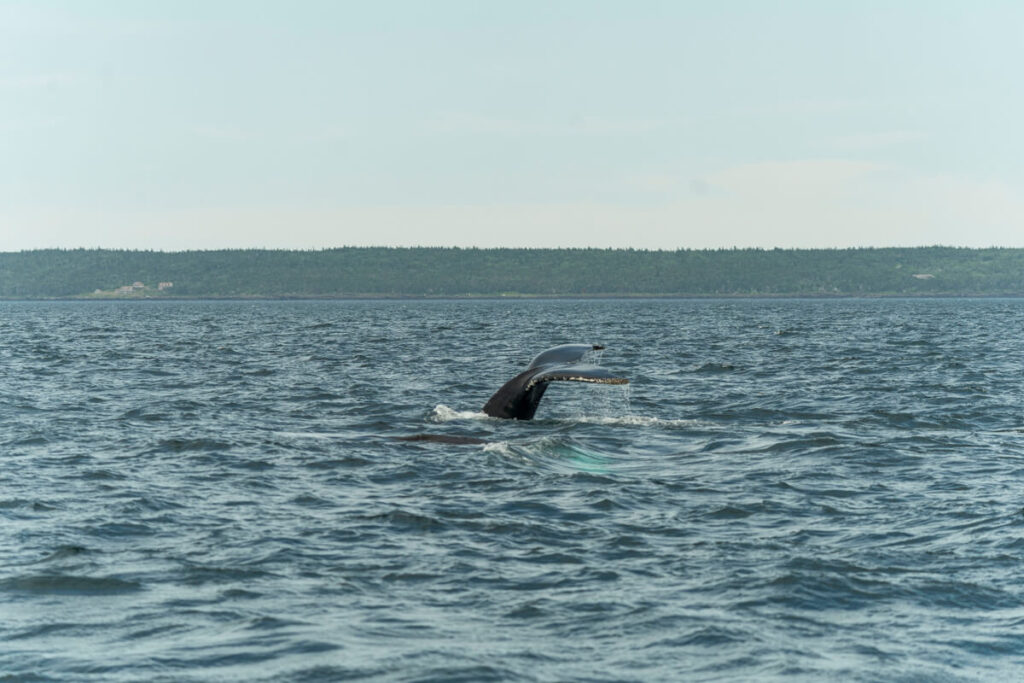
[482,344,629,420]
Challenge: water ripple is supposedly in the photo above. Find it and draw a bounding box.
[2,299,1024,681]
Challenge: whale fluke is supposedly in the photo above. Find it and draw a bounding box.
[482,344,629,420]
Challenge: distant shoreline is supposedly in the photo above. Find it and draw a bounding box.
[4,293,1024,302]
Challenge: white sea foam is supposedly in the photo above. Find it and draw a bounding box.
[554,414,704,428]
[481,441,515,456]
[431,403,701,429]
[430,404,490,422]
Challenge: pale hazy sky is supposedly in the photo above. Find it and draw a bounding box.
[2,1,1022,251]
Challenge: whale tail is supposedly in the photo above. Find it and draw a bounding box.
[482,344,629,420]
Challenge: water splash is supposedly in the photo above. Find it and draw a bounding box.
[554,414,703,428]
[430,404,488,422]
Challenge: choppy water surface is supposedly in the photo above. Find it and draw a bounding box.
[3,299,1024,681]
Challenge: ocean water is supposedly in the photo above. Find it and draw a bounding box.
[2,298,1024,682]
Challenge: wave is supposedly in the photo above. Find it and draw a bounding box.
[272,431,354,440]
[482,435,617,475]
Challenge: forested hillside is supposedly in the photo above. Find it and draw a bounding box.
[1,247,1023,298]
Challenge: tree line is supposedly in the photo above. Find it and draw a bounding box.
[1,247,1023,298]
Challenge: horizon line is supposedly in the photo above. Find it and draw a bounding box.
[6,244,1022,255]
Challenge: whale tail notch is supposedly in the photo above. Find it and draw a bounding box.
[482,344,629,420]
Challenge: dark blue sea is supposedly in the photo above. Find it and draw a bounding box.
[3,298,1024,681]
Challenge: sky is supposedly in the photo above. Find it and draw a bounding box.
[2,1,1022,251]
